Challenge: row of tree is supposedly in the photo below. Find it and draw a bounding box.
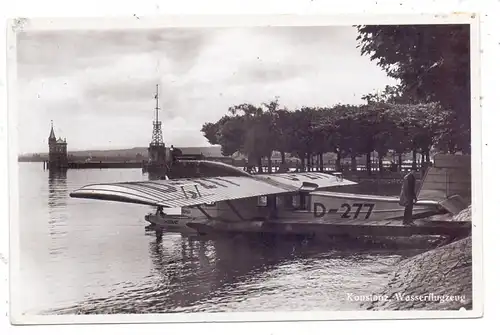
[201,98,459,175]
[355,24,470,152]
[200,24,471,175]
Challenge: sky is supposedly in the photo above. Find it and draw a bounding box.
[16,26,398,154]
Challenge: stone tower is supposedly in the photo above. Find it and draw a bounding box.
[47,121,68,170]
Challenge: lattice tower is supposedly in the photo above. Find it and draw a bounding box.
[151,84,164,145]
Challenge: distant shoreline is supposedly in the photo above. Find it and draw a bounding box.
[17,145,225,161]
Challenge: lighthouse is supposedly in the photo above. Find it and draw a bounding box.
[47,120,68,170]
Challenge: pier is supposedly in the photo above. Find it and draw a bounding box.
[67,161,143,169]
[43,160,143,170]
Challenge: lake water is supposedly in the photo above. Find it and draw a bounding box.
[16,162,424,315]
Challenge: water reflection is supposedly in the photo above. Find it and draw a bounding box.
[47,170,68,253]
[48,169,67,208]
[53,232,371,314]
[16,165,418,315]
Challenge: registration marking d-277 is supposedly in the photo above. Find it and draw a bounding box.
[313,202,376,219]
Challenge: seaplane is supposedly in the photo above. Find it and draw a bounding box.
[69,153,471,240]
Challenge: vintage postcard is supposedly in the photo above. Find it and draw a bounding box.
[6,14,482,325]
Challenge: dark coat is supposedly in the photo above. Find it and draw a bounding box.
[399,172,417,206]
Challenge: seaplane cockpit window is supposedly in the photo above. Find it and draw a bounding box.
[304,195,311,211]
[286,195,297,209]
[257,196,268,207]
[292,193,310,211]
[204,202,216,207]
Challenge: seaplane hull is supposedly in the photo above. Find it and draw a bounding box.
[141,190,446,237]
[144,213,197,234]
[302,191,443,222]
[140,195,468,241]
[69,163,470,239]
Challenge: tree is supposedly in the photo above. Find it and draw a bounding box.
[201,118,226,145]
[356,24,470,152]
[262,98,291,170]
[287,109,314,171]
[348,104,385,175]
[384,102,452,168]
[309,107,333,172]
[273,108,292,165]
[201,97,454,176]
[334,105,364,172]
[228,102,277,173]
[361,84,414,105]
[218,115,246,156]
[264,99,292,165]
[371,105,399,175]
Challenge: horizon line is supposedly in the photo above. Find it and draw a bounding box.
[18,144,222,156]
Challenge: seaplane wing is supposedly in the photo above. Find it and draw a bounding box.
[69,173,357,208]
[254,172,356,190]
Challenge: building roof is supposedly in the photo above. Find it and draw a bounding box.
[48,121,56,140]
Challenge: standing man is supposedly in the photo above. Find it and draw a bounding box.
[399,169,418,225]
[169,145,183,163]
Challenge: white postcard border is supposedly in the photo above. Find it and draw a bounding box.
[6,13,483,325]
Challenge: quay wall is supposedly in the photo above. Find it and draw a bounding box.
[366,206,473,311]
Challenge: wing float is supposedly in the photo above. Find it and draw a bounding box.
[69,172,357,208]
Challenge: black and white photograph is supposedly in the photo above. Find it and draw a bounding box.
[7,14,481,324]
